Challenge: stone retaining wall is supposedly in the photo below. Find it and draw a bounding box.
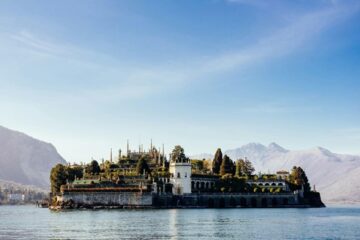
[60,192,153,206]
[153,193,299,208]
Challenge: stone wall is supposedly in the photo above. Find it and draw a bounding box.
[153,193,300,208]
[60,191,153,206]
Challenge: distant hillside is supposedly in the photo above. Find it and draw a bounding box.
[0,126,67,189]
[191,143,360,203]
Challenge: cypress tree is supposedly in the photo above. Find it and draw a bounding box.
[212,148,223,174]
[220,155,233,176]
[136,157,150,175]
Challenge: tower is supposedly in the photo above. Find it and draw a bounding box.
[169,146,192,195]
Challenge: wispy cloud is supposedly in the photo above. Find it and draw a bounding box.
[4,1,360,101]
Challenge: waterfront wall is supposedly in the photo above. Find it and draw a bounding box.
[59,192,153,207]
[153,193,300,208]
[56,191,324,209]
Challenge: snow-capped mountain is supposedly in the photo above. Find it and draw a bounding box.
[191,143,360,203]
[0,126,67,189]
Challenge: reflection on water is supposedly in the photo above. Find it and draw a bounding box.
[0,205,359,239]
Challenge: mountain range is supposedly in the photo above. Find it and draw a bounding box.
[192,143,360,203]
[0,125,358,203]
[0,126,66,189]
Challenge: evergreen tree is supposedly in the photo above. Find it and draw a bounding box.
[136,156,150,175]
[66,166,83,182]
[212,148,223,174]
[290,166,311,192]
[171,145,189,163]
[220,155,233,176]
[235,159,245,176]
[86,160,101,175]
[50,164,68,193]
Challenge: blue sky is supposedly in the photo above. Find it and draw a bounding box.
[0,0,359,162]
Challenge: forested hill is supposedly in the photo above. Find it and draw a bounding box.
[0,126,66,189]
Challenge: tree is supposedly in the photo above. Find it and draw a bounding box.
[136,156,150,175]
[216,174,246,192]
[212,148,223,174]
[290,166,310,192]
[220,155,233,176]
[66,166,83,182]
[191,160,204,172]
[171,145,189,163]
[86,160,101,175]
[50,164,68,193]
[235,159,245,176]
[244,159,255,176]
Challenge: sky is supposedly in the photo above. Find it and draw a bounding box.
[0,0,359,163]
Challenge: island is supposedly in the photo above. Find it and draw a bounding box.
[49,144,325,209]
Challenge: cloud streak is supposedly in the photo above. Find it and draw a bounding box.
[4,2,360,102]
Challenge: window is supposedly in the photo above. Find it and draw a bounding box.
[177,172,181,178]
[185,172,187,178]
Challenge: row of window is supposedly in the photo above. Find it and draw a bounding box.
[172,172,188,178]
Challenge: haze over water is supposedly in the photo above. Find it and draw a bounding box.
[0,205,359,239]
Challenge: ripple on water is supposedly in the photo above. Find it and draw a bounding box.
[0,206,359,239]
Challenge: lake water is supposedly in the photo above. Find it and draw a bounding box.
[0,205,359,239]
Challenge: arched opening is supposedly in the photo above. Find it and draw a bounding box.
[278,183,283,186]
[177,172,181,178]
[258,183,263,186]
[201,182,205,189]
[219,198,225,208]
[265,183,270,186]
[205,182,209,189]
[240,197,247,207]
[261,198,268,208]
[271,183,276,186]
[251,198,257,207]
[208,198,214,208]
[196,182,200,189]
[191,181,195,190]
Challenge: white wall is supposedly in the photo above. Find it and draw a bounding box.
[169,162,192,195]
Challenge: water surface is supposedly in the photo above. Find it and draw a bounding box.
[0,205,359,239]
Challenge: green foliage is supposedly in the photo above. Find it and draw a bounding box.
[171,145,189,163]
[212,148,223,174]
[235,159,243,176]
[50,164,68,194]
[220,155,234,176]
[66,166,83,182]
[290,166,311,192]
[216,174,247,192]
[136,156,150,175]
[235,158,255,176]
[86,160,101,175]
[244,159,255,176]
[191,160,204,172]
